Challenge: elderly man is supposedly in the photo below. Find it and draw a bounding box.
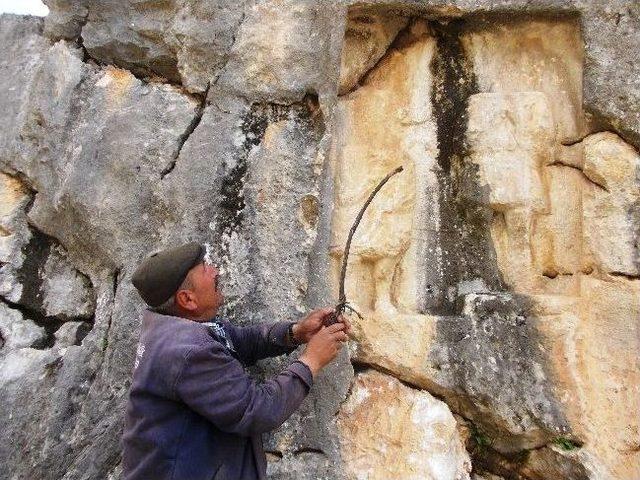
[122,242,348,480]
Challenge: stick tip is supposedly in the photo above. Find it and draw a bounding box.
[395,165,404,173]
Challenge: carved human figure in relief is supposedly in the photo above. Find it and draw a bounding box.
[466,92,556,292]
[331,27,436,315]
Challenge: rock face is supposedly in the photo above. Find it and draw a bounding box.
[0,2,639,480]
[337,370,472,480]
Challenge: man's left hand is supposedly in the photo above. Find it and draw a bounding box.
[292,308,351,344]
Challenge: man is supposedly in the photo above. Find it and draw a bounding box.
[122,242,349,480]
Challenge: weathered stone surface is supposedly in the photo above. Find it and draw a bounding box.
[0,281,111,480]
[338,9,408,94]
[80,0,247,93]
[572,276,640,479]
[6,39,200,270]
[463,18,584,143]
[330,10,639,479]
[467,92,553,212]
[0,170,95,325]
[80,1,180,82]
[41,247,95,319]
[0,15,204,480]
[166,0,247,93]
[0,14,49,159]
[337,370,471,480]
[582,132,640,276]
[0,303,45,349]
[0,346,52,388]
[42,0,88,40]
[580,1,640,146]
[349,297,571,453]
[332,19,438,315]
[2,4,640,480]
[341,1,640,144]
[43,1,640,143]
[215,0,345,103]
[0,173,31,303]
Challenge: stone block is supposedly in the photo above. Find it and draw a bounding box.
[337,370,471,480]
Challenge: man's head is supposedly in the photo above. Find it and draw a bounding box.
[132,242,224,321]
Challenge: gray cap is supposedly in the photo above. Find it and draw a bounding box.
[132,242,205,307]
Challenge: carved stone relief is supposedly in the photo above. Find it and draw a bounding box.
[332,12,639,479]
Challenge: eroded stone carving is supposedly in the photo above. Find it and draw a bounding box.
[331,20,438,317]
[333,13,640,479]
[1,4,639,479]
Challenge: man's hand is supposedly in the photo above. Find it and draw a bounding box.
[292,307,352,344]
[298,323,348,377]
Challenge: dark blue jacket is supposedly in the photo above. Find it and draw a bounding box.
[121,311,313,480]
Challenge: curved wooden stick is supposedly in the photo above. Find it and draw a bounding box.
[324,165,404,326]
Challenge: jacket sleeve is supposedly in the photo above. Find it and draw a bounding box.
[174,340,313,437]
[223,320,297,366]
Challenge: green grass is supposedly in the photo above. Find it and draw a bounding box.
[470,424,491,450]
[554,437,579,451]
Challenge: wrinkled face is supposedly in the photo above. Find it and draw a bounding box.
[183,260,224,319]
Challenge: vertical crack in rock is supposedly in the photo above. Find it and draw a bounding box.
[430,20,503,314]
[212,10,247,87]
[102,267,121,352]
[16,227,55,316]
[161,84,210,179]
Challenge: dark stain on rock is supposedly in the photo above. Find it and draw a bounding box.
[7,228,95,348]
[426,18,575,464]
[431,21,476,174]
[213,104,271,250]
[434,294,573,451]
[472,439,589,480]
[214,99,322,324]
[214,100,318,256]
[16,228,54,316]
[429,19,504,314]
[17,228,95,320]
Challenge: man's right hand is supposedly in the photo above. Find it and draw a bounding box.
[298,323,348,377]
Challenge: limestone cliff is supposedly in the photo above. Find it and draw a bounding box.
[0,2,638,479]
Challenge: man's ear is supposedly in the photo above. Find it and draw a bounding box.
[175,289,197,311]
